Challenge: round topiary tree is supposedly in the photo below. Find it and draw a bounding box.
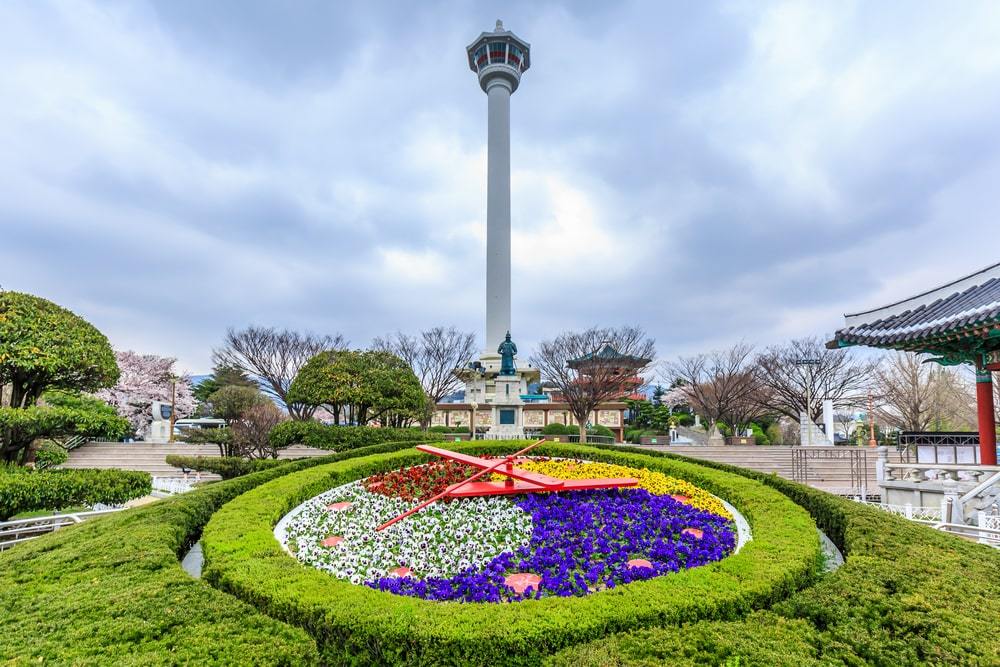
[288,349,426,427]
[209,385,268,423]
[0,291,127,463]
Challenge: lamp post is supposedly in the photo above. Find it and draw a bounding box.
[795,358,822,446]
[470,401,478,441]
[867,392,877,448]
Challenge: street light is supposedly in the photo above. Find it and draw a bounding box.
[794,358,822,447]
[867,392,877,448]
[470,401,478,441]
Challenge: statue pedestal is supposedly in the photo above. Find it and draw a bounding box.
[488,375,525,439]
[456,333,539,441]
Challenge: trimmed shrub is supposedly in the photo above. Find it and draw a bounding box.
[0,467,152,519]
[540,422,571,435]
[33,441,69,469]
[427,425,470,434]
[165,454,288,479]
[269,421,443,451]
[588,424,616,439]
[201,442,820,666]
[0,440,437,665]
[547,443,1000,666]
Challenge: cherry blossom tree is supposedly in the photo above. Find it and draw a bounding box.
[94,350,195,439]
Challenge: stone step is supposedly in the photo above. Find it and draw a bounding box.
[61,442,331,477]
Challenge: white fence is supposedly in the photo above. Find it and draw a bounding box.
[0,508,123,551]
[854,498,1000,548]
[152,477,197,494]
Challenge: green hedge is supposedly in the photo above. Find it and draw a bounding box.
[269,421,443,451]
[546,444,1000,666]
[0,467,152,519]
[0,439,439,665]
[165,454,288,479]
[200,442,820,666]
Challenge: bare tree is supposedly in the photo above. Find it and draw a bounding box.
[372,326,476,427]
[756,337,876,425]
[665,342,769,439]
[875,352,975,431]
[531,326,655,443]
[833,411,860,441]
[230,402,287,459]
[212,326,347,420]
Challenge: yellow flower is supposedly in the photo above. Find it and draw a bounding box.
[495,459,731,519]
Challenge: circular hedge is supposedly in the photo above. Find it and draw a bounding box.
[3,439,997,665]
[200,442,821,665]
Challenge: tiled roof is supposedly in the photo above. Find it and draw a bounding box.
[831,262,1000,350]
[567,343,650,367]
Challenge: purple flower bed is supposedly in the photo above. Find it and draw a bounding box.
[367,488,735,603]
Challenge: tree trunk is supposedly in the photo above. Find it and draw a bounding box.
[578,423,587,443]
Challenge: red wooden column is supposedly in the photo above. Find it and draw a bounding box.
[975,368,997,465]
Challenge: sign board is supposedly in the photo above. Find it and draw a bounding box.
[523,410,544,427]
[598,410,621,427]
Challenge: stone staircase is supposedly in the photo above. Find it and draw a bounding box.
[799,412,833,446]
[643,444,905,494]
[675,426,709,446]
[61,441,331,479]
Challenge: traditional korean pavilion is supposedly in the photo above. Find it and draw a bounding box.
[567,342,651,401]
[828,262,1000,465]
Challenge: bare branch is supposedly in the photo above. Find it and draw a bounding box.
[755,336,876,423]
[873,352,975,431]
[212,326,347,420]
[664,341,768,438]
[530,326,655,442]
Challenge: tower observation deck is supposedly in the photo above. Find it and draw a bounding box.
[466,20,530,355]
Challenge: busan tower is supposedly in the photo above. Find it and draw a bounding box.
[466,20,530,355]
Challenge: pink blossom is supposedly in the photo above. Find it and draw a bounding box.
[93,350,196,439]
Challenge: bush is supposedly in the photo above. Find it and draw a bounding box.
[427,425,470,434]
[179,426,233,455]
[201,442,819,666]
[165,455,288,479]
[269,421,443,451]
[750,422,770,446]
[0,440,438,665]
[33,441,69,469]
[0,467,151,519]
[588,424,615,439]
[675,413,694,427]
[541,422,571,435]
[547,443,1000,666]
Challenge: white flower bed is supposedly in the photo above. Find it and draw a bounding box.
[279,480,533,584]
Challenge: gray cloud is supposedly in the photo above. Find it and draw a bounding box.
[2,1,999,372]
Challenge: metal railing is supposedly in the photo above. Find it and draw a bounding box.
[0,508,123,551]
[931,520,1000,547]
[472,433,616,445]
[897,431,980,464]
[792,447,869,498]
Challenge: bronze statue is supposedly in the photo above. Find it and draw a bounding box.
[498,331,517,376]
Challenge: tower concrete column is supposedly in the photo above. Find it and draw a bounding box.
[467,20,529,355]
[485,78,512,351]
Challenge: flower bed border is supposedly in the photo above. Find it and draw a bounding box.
[201,442,820,666]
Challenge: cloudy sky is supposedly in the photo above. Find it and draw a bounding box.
[3,1,1000,374]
